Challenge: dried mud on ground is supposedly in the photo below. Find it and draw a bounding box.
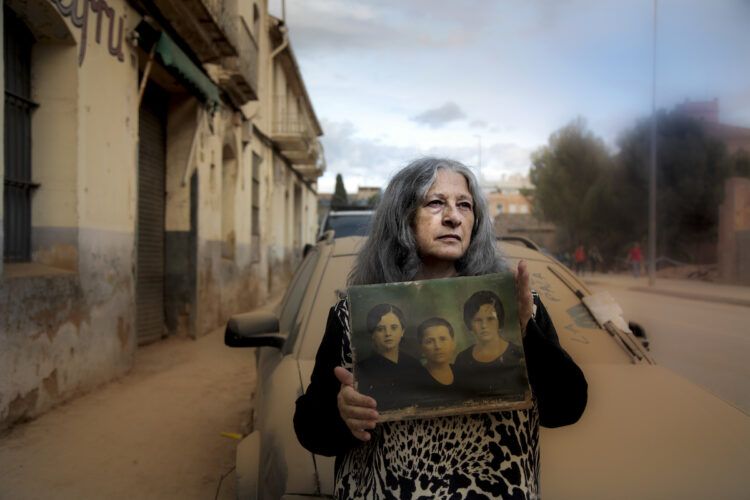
[0,328,257,500]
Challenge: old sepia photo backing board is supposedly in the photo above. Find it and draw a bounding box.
[348,273,532,422]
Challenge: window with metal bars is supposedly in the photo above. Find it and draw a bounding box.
[4,7,39,262]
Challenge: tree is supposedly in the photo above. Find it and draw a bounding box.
[529,118,613,250]
[332,173,348,209]
[616,111,730,262]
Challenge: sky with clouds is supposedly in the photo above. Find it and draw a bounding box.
[269,0,750,193]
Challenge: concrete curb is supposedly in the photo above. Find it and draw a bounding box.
[585,279,750,308]
[628,286,750,309]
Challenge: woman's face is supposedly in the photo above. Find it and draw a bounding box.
[471,303,500,343]
[420,325,456,365]
[372,312,404,354]
[413,170,475,268]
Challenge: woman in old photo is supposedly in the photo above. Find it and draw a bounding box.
[294,157,587,498]
[355,303,424,411]
[454,290,527,398]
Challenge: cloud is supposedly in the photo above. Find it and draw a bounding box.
[318,119,535,192]
[280,0,492,54]
[318,119,422,192]
[470,119,489,129]
[411,102,467,128]
[484,143,535,176]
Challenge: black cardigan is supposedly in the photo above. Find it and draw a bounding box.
[293,295,587,458]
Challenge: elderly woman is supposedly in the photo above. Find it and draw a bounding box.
[294,158,587,498]
[355,303,425,411]
[454,290,527,397]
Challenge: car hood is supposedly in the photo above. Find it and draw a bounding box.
[541,363,750,499]
[298,360,750,498]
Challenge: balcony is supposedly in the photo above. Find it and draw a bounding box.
[295,141,327,182]
[217,17,259,104]
[272,99,325,181]
[151,0,258,102]
[272,97,313,149]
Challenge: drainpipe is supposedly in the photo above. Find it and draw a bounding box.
[269,23,289,73]
[270,0,289,117]
[268,2,289,186]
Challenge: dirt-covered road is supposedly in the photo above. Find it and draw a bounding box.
[0,325,258,499]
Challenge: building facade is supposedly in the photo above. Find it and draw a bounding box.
[0,0,324,430]
[675,98,750,154]
[483,174,532,220]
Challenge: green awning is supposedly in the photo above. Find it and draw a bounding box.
[155,32,221,110]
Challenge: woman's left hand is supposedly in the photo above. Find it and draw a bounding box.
[514,260,533,335]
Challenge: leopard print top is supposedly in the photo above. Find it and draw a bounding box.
[333,299,541,499]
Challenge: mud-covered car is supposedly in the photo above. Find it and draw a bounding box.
[226,235,750,499]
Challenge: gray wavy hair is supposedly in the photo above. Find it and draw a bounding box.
[348,157,504,285]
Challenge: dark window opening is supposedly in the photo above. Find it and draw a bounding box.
[4,6,39,262]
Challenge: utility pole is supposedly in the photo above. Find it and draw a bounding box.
[648,0,658,286]
[474,134,482,181]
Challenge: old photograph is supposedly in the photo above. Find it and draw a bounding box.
[348,273,532,421]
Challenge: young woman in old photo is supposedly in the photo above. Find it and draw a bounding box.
[454,290,528,398]
[354,303,425,411]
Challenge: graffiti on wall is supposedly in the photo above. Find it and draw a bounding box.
[49,0,125,66]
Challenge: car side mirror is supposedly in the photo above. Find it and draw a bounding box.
[224,310,284,348]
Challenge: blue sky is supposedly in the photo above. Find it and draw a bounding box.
[269,0,750,193]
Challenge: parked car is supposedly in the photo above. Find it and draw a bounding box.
[226,235,750,499]
[318,209,374,239]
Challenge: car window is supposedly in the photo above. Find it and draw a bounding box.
[325,215,372,237]
[297,253,356,360]
[279,248,320,336]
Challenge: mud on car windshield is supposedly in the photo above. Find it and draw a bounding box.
[319,210,373,239]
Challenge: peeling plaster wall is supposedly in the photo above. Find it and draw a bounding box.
[1,0,321,429]
[164,95,198,337]
[0,230,134,429]
[266,156,294,294]
[718,177,750,284]
[0,0,139,430]
[193,110,267,338]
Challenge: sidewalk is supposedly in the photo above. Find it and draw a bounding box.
[0,297,280,500]
[583,273,750,308]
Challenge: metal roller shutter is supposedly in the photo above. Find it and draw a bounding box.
[137,84,168,345]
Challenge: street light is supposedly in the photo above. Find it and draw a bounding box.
[648,0,658,286]
[474,134,482,181]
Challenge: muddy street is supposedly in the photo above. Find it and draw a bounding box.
[0,327,257,500]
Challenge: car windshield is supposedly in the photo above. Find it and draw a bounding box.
[324,214,372,237]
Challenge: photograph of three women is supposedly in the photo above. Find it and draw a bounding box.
[349,273,532,420]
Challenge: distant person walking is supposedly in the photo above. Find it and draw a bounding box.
[628,242,643,278]
[589,246,603,274]
[574,244,587,276]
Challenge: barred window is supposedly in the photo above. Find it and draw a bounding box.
[4,7,39,262]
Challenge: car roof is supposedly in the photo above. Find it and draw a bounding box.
[330,235,365,256]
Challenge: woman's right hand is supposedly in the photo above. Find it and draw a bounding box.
[334,366,379,441]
